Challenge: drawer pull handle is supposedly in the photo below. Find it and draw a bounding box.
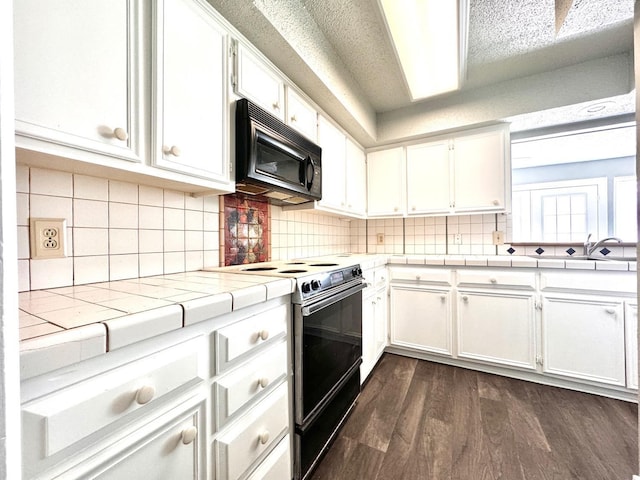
[181,426,198,445]
[258,330,270,341]
[490,278,497,284]
[135,385,156,405]
[259,431,270,445]
[258,377,270,388]
[165,145,182,157]
[113,127,129,141]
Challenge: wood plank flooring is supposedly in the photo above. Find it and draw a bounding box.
[310,354,638,480]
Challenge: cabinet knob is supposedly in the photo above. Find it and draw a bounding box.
[135,385,156,405]
[258,377,270,388]
[462,295,469,302]
[416,275,421,281]
[113,127,129,141]
[290,114,297,122]
[490,278,497,284]
[493,199,500,206]
[272,102,280,111]
[181,426,198,445]
[394,207,399,212]
[259,431,270,445]
[440,294,446,301]
[605,308,616,315]
[258,329,270,341]
[166,145,181,157]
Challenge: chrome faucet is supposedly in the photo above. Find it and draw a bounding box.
[583,233,623,256]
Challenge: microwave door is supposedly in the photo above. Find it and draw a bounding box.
[254,131,307,192]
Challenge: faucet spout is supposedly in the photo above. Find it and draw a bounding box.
[586,236,623,256]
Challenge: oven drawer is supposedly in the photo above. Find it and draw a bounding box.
[215,304,287,373]
[22,340,203,459]
[215,383,289,480]
[213,341,288,430]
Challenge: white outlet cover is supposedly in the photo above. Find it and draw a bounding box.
[30,218,67,259]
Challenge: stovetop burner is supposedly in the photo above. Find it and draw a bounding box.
[242,266,278,271]
[279,269,308,273]
[308,263,338,267]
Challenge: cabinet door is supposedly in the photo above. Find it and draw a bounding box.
[367,147,405,216]
[373,288,388,358]
[452,128,507,212]
[91,403,204,480]
[286,88,317,141]
[406,140,451,214]
[345,139,367,216]
[390,286,451,355]
[317,116,347,210]
[153,0,230,183]
[457,290,536,369]
[626,303,638,389]
[235,43,285,121]
[361,293,377,383]
[14,0,141,162]
[542,295,625,386]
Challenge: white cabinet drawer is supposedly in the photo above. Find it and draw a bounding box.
[214,341,288,430]
[389,267,452,285]
[22,340,203,459]
[540,271,636,294]
[216,383,289,480]
[246,435,291,480]
[215,304,287,373]
[457,270,536,289]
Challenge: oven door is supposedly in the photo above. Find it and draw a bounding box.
[294,281,365,425]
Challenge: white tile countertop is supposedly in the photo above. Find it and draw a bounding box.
[19,271,295,378]
[386,254,637,271]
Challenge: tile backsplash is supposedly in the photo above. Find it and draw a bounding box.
[17,166,220,291]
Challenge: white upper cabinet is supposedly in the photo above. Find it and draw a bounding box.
[406,140,451,215]
[317,115,347,211]
[234,42,285,121]
[452,127,510,212]
[345,138,367,216]
[286,87,318,141]
[367,147,405,217]
[370,124,510,218]
[152,0,231,184]
[14,0,142,163]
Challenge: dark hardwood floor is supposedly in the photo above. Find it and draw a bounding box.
[310,354,638,480]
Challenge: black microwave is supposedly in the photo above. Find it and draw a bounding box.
[235,98,322,205]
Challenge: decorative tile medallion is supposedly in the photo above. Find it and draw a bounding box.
[535,247,545,255]
[600,247,611,256]
[507,247,516,255]
[222,194,270,266]
[566,247,576,256]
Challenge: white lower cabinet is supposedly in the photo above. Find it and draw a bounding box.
[246,435,292,480]
[21,338,206,480]
[361,267,388,383]
[88,398,206,480]
[390,285,452,356]
[541,294,626,386]
[215,383,289,480]
[457,290,536,370]
[626,302,638,389]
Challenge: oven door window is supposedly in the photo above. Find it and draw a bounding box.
[302,290,362,420]
[255,131,305,186]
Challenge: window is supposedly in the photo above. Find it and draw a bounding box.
[511,123,636,243]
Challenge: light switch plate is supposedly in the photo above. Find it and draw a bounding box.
[30,218,67,259]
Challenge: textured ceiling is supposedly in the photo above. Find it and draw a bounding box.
[207,0,635,141]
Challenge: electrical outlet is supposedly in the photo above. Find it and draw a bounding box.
[377,233,385,245]
[492,230,505,245]
[30,218,67,259]
[454,233,462,245]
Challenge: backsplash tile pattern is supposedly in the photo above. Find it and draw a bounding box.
[17,166,220,292]
[269,206,352,260]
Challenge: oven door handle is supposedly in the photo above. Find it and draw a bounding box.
[301,282,366,316]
